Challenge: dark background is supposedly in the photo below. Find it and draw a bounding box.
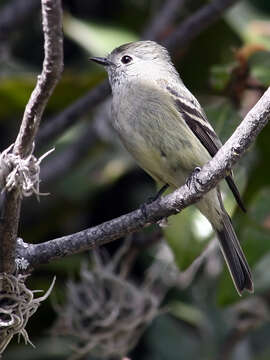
[1,0,270,359]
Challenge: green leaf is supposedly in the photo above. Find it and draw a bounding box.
[0,77,33,119]
[225,1,270,48]
[249,50,270,86]
[210,64,234,92]
[145,314,200,360]
[205,99,242,142]
[169,301,206,327]
[63,14,138,56]
[164,206,212,270]
[0,72,104,120]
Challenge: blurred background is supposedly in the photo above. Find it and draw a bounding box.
[1,0,270,359]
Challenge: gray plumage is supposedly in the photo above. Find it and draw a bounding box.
[90,40,253,295]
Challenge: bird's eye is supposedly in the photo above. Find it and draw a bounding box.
[121,55,132,64]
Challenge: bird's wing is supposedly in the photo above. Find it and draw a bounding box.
[164,82,246,212]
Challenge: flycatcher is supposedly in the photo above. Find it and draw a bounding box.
[90,40,253,295]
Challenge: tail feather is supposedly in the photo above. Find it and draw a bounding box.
[217,212,253,295]
[225,175,246,213]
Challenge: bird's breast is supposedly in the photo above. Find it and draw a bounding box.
[111,81,211,187]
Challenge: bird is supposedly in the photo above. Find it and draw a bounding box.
[90,40,253,295]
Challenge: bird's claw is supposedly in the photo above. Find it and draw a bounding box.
[140,184,169,219]
[186,167,201,189]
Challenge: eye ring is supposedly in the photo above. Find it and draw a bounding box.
[121,55,132,64]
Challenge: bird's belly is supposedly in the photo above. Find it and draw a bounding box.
[112,87,211,188]
[114,116,210,188]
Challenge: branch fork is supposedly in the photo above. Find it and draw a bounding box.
[0,0,63,274]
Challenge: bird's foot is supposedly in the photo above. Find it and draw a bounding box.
[186,167,201,189]
[140,183,169,219]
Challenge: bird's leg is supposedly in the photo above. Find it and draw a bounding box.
[186,167,201,189]
[140,183,169,219]
[150,183,170,202]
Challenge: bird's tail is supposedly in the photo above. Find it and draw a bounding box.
[216,211,253,295]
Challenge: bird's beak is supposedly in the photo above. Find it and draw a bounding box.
[89,57,114,67]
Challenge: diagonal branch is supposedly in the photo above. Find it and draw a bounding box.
[17,87,270,268]
[0,0,63,274]
[142,0,186,40]
[163,0,239,51]
[37,81,110,150]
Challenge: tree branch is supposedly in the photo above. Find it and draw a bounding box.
[17,87,270,268]
[37,81,110,150]
[14,0,63,158]
[0,0,63,274]
[142,0,186,40]
[163,0,239,51]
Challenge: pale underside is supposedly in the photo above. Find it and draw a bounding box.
[112,79,223,229]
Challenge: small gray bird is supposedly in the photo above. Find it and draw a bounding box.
[90,40,253,295]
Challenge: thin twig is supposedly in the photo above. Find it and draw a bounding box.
[14,0,63,158]
[163,0,239,51]
[142,0,186,40]
[37,81,110,150]
[0,0,63,274]
[17,87,270,267]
